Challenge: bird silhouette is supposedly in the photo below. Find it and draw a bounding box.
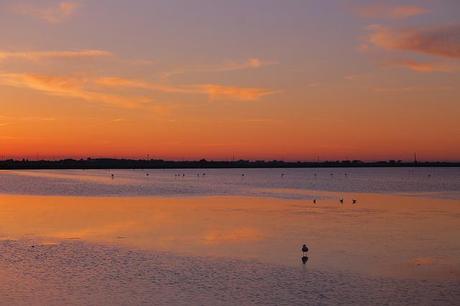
[302,244,309,256]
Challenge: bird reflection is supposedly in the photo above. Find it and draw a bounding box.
[301,256,309,265]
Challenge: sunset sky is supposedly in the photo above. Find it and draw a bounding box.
[0,0,459,161]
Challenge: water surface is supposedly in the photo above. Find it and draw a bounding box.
[0,168,459,305]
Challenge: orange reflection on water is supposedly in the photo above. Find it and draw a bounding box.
[0,192,459,280]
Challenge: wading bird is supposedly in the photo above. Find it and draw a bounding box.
[302,244,309,256]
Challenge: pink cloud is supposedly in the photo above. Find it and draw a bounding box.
[367,24,460,59]
[384,59,458,73]
[356,4,428,19]
[13,1,80,23]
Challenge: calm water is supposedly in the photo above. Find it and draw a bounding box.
[0,168,459,305]
[1,167,459,198]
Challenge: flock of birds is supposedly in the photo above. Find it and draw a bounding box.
[108,170,368,264]
[313,197,357,205]
[109,171,360,205]
[107,170,441,266]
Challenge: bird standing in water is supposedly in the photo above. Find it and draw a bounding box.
[301,244,310,265]
[302,244,309,256]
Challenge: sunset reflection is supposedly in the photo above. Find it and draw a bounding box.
[1,192,458,280]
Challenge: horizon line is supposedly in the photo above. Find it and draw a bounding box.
[0,157,459,163]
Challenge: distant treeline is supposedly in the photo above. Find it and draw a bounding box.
[0,158,459,169]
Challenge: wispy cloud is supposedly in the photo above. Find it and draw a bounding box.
[366,24,460,59]
[374,86,453,93]
[0,50,112,62]
[96,76,278,101]
[356,4,428,19]
[0,115,56,128]
[0,73,149,109]
[95,77,189,94]
[0,115,56,122]
[111,118,127,123]
[12,1,80,23]
[162,58,277,79]
[197,84,278,101]
[0,49,276,102]
[384,59,458,73]
[0,72,276,113]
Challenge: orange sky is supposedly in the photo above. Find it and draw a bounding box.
[0,0,459,161]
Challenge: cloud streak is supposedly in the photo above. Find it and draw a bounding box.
[12,1,80,23]
[384,59,458,73]
[163,58,277,79]
[0,72,276,113]
[198,84,277,101]
[0,73,149,109]
[367,24,460,59]
[96,76,277,101]
[356,4,428,19]
[374,86,453,93]
[95,77,189,94]
[0,50,112,62]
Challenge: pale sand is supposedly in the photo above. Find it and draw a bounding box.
[0,240,458,306]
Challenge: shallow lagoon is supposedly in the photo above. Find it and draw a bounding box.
[0,168,459,305]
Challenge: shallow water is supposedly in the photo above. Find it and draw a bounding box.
[1,240,458,306]
[1,168,459,198]
[0,193,459,280]
[0,168,459,305]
